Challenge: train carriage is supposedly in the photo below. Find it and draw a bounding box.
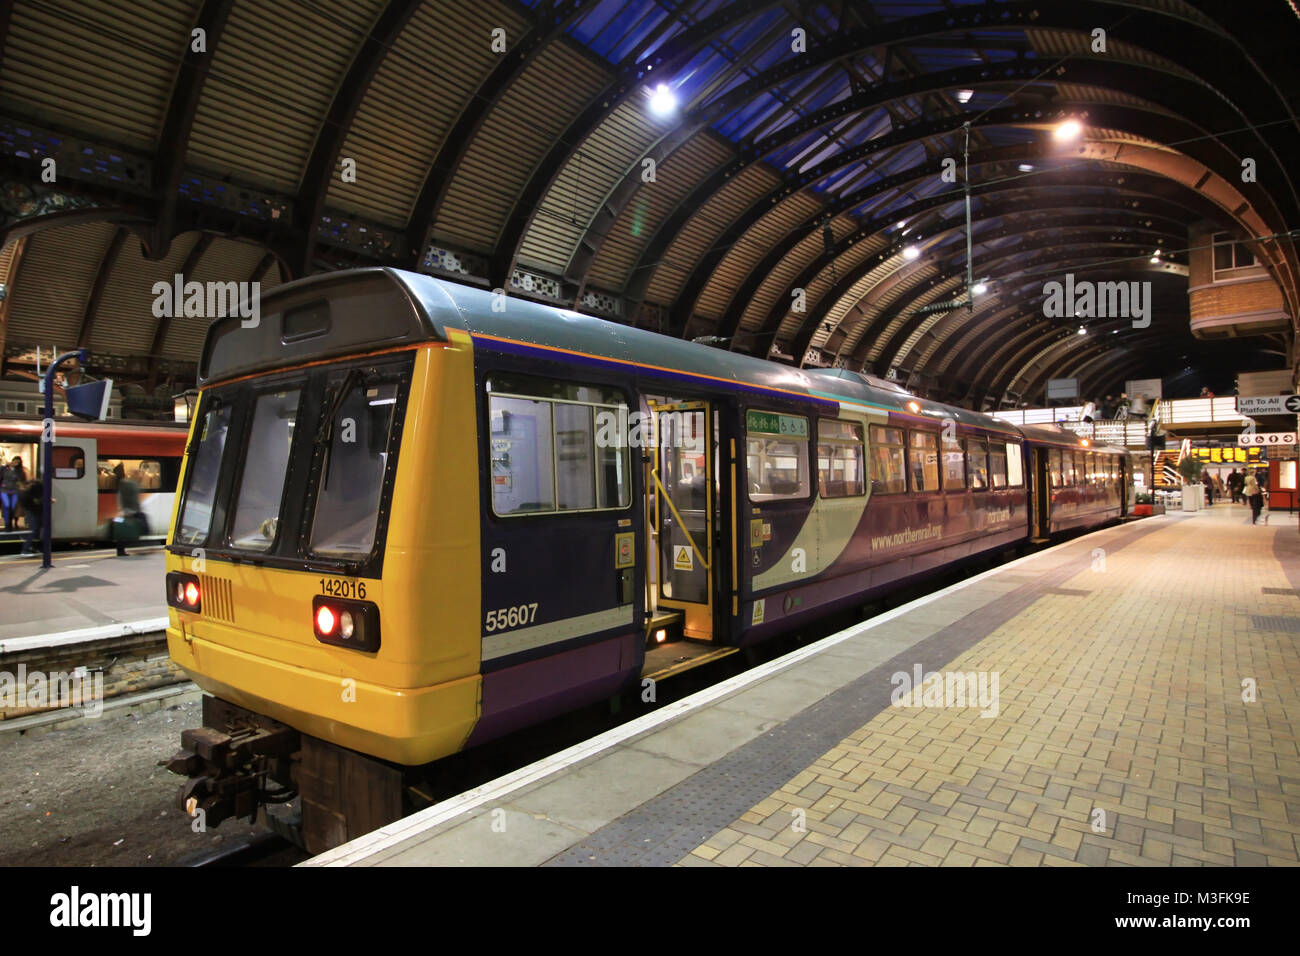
[0,419,186,542]
[163,267,1129,851]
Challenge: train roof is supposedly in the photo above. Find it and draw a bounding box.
[200,267,1021,437]
[1016,422,1129,456]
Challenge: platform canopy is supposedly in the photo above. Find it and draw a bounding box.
[0,0,1296,410]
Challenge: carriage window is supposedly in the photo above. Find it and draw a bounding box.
[1062,450,1076,486]
[98,458,174,492]
[942,436,965,490]
[747,410,810,501]
[966,438,989,490]
[1049,448,1063,487]
[487,377,631,517]
[177,401,233,546]
[1074,451,1087,486]
[988,443,1008,488]
[51,446,86,479]
[869,425,906,495]
[1085,452,1097,486]
[908,431,940,492]
[231,389,301,551]
[1005,442,1024,487]
[817,419,864,498]
[310,380,399,554]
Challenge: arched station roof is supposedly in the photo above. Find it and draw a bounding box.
[0,0,1296,407]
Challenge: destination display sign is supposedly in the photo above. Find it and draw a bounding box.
[746,410,809,437]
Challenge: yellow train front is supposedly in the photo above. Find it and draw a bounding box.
[166,270,502,852]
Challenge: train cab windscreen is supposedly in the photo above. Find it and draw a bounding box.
[172,355,411,568]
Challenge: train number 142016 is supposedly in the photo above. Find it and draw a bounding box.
[320,578,367,599]
[485,603,538,633]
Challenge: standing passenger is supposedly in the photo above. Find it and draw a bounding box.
[114,470,142,557]
[1201,470,1214,506]
[0,457,23,531]
[18,480,44,555]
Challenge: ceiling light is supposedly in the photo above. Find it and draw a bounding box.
[902,245,920,260]
[1150,255,1160,263]
[896,220,906,229]
[1018,163,1034,172]
[1077,325,1087,335]
[1054,119,1083,141]
[956,89,974,103]
[972,282,988,295]
[648,83,677,117]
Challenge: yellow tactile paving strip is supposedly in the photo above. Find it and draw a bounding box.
[684,507,1300,867]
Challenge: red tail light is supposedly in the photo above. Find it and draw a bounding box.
[315,605,336,635]
[185,582,201,607]
[166,571,203,614]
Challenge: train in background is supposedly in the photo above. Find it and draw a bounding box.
[161,268,1132,853]
[0,418,187,542]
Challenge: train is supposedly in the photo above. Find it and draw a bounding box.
[0,418,186,543]
[162,267,1133,852]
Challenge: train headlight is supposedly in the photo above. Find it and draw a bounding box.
[166,571,202,613]
[312,596,380,652]
[316,605,337,635]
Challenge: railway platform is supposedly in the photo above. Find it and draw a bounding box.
[307,503,1300,867]
[0,547,166,652]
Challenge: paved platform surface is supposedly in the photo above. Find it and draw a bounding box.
[0,548,166,649]
[309,504,1300,867]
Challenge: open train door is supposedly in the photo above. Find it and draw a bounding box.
[1032,447,1051,541]
[652,402,714,640]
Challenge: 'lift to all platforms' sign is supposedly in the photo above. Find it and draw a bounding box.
[1237,431,1297,446]
[1238,394,1300,416]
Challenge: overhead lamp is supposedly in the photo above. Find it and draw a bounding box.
[648,83,677,117]
[971,281,988,295]
[902,245,920,260]
[1054,118,1083,141]
[1077,325,1087,335]
[1017,163,1034,172]
[956,89,974,103]
[1150,255,1160,263]
[896,220,906,229]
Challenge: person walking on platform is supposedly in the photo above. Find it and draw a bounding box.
[1227,469,1243,503]
[1,456,23,531]
[1244,471,1263,523]
[18,479,45,555]
[1201,470,1215,506]
[113,469,145,557]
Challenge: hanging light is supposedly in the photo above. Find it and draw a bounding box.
[972,281,988,295]
[1054,118,1083,140]
[956,89,974,103]
[902,245,920,260]
[648,83,677,117]
[1077,326,1087,335]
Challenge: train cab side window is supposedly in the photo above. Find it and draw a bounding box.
[942,437,965,490]
[310,379,402,555]
[177,402,234,546]
[486,376,631,517]
[966,438,989,490]
[908,431,940,492]
[868,425,906,495]
[746,410,810,501]
[1005,442,1024,487]
[1049,449,1063,487]
[816,419,864,498]
[230,389,302,552]
[988,442,1008,489]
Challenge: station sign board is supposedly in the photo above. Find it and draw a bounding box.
[1237,431,1297,446]
[1238,395,1300,416]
